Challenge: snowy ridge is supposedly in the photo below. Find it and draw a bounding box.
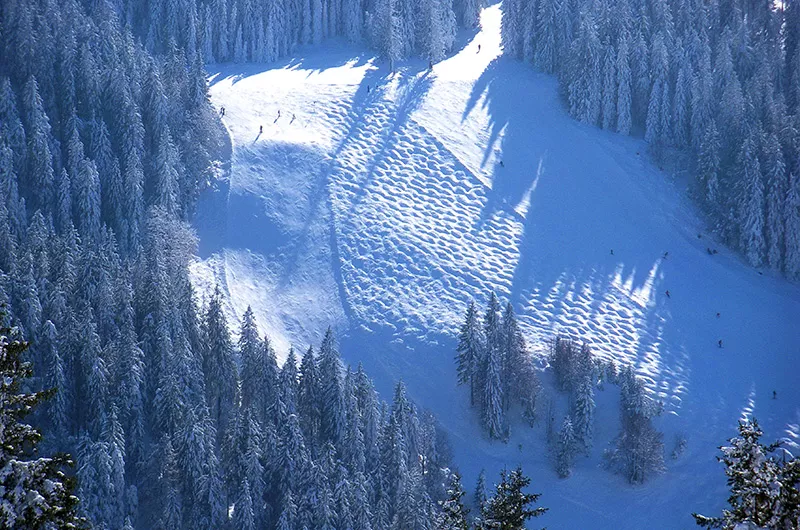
[192,5,800,528]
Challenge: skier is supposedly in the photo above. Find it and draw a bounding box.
[499,160,505,168]
[716,312,720,318]
[429,60,433,70]
[478,44,481,53]
[291,113,296,124]
[259,125,263,134]
[665,290,670,298]
[663,251,669,259]
[718,339,723,348]
[773,390,777,399]
[367,85,371,93]
[220,106,225,117]
[610,249,614,255]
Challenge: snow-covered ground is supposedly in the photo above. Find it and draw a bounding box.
[191,5,800,527]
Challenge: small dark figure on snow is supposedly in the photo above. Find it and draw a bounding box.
[291,113,296,124]
[610,249,614,255]
[663,251,669,259]
[259,125,263,134]
[499,160,505,167]
[716,312,720,318]
[773,390,777,399]
[367,85,371,92]
[665,290,671,298]
[278,110,281,117]
[718,339,723,348]
[478,44,481,53]
[429,60,433,70]
[220,107,225,116]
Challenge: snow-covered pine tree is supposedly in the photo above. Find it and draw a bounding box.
[482,341,507,441]
[572,375,595,453]
[298,345,321,450]
[785,173,800,278]
[556,416,576,478]
[0,319,87,529]
[318,327,346,449]
[239,306,264,413]
[436,472,470,529]
[762,135,786,270]
[737,126,766,266]
[21,76,55,213]
[693,417,800,529]
[474,469,488,515]
[478,467,547,529]
[568,13,602,126]
[202,287,238,446]
[456,300,483,406]
[601,44,618,130]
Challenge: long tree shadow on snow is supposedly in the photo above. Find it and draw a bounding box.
[463,55,691,407]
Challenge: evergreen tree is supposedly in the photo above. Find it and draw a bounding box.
[21,77,55,213]
[478,467,547,529]
[482,342,506,441]
[474,469,488,514]
[0,316,86,529]
[556,417,576,478]
[785,173,800,278]
[572,376,595,453]
[456,301,483,406]
[693,418,800,529]
[763,135,786,270]
[738,127,766,266]
[298,345,321,450]
[202,288,238,446]
[318,328,346,449]
[436,472,470,530]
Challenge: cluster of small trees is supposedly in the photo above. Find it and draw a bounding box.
[455,294,541,441]
[548,337,597,478]
[121,0,477,66]
[544,337,664,483]
[501,0,800,277]
[693,417,800,529]
[603,364,665,484]
[435,467,548,529]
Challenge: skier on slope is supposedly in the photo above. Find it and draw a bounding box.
[665,290,670,298]
[718,339,723,348]
[259,125,263,134]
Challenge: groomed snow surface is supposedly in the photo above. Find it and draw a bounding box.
[191,5,800,528]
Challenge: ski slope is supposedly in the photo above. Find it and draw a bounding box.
[191,5,800,527]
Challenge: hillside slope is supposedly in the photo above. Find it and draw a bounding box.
[191,5,800,527]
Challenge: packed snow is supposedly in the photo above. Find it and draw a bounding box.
[191,5,800,527]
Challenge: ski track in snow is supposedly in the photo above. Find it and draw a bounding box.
[192,5,800,528]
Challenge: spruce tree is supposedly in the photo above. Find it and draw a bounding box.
[0,316,87,529]
[479,467,547,529]
[693,418,800,529]
[456,301,483,406]
[556,417,576,478]
[436,472,470,530]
